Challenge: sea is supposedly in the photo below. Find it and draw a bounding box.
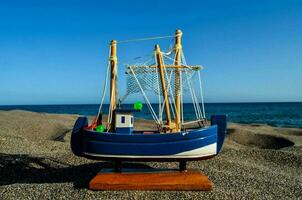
[0,102,302,129]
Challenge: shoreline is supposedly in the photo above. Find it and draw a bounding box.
[1,108,302,129]
[1,102,302,129]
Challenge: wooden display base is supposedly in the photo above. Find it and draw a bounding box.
[89,168,213,191]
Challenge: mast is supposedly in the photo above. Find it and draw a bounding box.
[155,44,172,130]
[174,29,182,132]
[108,40,117,131]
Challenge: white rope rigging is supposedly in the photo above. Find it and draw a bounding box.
[180,68,184,127]
[192,87,203,119]
[158,57,178,120]
[162,48,206,122]
[95,48,111,128]
[90,29,210,133]
[181,49,205,119]
[95,34,207,130]
[117,35,175,44]
[129,66,160,125]
[121,46,206,125]
[107,83,114,130]
[185,67,199,120]
[198,70,206,118]
[155,51,163,124]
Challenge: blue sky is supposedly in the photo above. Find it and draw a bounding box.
[0,0,301,105]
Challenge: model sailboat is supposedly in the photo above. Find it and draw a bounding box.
[71,30,227,170]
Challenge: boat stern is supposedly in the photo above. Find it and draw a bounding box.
[70,116,88,157]
[211,115,227,154]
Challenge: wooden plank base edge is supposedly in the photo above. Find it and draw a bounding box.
[89,168,214,191]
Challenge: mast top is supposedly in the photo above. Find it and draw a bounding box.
[155,44,161,51]
[175,30,182,50]
[110,40,117,45]
[175,29,182,36]
[109,40,117,62]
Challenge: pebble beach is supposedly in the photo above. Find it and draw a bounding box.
[0,110,301,199]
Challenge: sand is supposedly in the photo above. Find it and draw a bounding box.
[0,110,301,199]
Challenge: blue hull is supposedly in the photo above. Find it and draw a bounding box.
[71,115,227,161]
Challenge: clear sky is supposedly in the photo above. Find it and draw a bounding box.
[1,0,302,105]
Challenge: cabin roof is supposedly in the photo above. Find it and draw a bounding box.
[115,109,140,114]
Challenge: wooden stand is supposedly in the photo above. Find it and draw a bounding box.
[89,168,213,191]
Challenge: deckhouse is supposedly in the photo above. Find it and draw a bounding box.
[115,109,139,134]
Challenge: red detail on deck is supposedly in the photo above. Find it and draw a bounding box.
[143,131,156,134]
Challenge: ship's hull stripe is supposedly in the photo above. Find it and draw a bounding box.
[83,143,217,159]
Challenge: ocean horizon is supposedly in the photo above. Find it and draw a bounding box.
[1,102,302,129]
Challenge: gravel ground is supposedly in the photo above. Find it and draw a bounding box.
[0,110,301,200]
